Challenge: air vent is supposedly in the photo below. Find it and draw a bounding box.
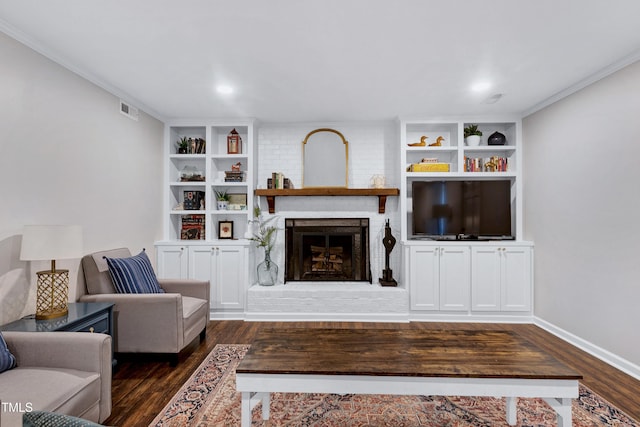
[119,100,139,121]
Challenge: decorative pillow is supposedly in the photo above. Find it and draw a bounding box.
[23,411,105,427]
[104,250,164,294]
[0,331,17,373]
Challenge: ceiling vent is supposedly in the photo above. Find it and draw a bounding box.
[119,100,139,121]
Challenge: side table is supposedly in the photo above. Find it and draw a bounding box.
[0,302,116,366]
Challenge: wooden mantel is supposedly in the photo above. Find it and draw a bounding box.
[254,188,400,214]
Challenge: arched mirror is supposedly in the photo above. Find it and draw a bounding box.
[302,128,348,188]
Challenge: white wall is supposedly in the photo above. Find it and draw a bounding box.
[523,60,640,366]
[0,32,164,317]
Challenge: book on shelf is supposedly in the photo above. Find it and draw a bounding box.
[268,172,292,189]
[181,214,205,240]
[464,156,509,172]
[409,163,450,172]
[191,137,205,154]
[224,171,244,182]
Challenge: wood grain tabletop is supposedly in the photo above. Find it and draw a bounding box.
[237,328,582,380]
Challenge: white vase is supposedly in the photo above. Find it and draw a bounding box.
[465,135,481,146]
[216,200,228,210]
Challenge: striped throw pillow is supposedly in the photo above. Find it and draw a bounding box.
[105,250,164,294]
[0,331,17,373]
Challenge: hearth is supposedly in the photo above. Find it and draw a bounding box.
[285,218,371,282]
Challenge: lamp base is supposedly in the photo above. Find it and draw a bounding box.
[35,269,69,320]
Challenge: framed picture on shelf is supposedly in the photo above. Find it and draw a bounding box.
[218,221,234,239]
[228,193,247,210]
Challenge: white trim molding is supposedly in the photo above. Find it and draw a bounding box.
[534,316,640,381]
[522,50,640,117]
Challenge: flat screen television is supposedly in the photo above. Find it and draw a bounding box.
[411,180,513,240]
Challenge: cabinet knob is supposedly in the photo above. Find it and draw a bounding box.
[89,327,94,333]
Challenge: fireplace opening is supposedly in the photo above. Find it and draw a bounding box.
[285,218,371,283]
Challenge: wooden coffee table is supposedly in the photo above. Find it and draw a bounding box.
[236,328,581,426]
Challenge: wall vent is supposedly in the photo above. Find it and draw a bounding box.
[119,100,139,121]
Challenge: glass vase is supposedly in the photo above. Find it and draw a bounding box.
[257,250,278,286]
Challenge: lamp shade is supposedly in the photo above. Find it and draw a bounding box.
[20,225,83,261]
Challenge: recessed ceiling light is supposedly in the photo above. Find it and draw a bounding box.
[216,85,234,95]
[471,81,491,92]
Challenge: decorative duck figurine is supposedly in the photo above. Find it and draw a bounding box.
[429,136,445,146]
[408,136,428,147]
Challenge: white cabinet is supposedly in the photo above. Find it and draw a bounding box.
[406,242,532,317]
[471,246,532,312]
[188,245,248,311]
[409,245,470,311]
[155,243,249,316]
[156,245,188,279]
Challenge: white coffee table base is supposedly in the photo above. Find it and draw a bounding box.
[237,373,578,427]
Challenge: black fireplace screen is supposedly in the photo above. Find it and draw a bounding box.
[285,218,371,282]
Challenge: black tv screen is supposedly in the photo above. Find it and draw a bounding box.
[412,180,512,239]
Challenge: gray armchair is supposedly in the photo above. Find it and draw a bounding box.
[0,331,111,425]
[79,248,209,357]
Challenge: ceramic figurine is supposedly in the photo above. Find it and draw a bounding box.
[429,136,445,146]
[408,135,428,146]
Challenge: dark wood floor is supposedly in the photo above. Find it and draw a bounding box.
[105,321,640,426]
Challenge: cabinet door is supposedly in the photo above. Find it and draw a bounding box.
[187,246,215,282]
[501,247,532,311]
[471,247,501,311]
[156,245,188,279]
[188,245,247,310]
[409,246,440,310]
[213,246,246,310]
[439,247,470,311]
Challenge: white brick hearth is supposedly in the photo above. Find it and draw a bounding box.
[246,282,409,321]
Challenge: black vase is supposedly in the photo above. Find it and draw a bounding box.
[488,131,506,146]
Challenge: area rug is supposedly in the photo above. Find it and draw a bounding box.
[150,344,639,426]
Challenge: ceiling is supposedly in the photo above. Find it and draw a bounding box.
[1,0,639,123]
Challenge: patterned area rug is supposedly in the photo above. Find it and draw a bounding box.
[150,344,639,426]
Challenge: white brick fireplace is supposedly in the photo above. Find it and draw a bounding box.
[246,122,408,320]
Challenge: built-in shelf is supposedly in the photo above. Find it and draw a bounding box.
[254,188,400,214]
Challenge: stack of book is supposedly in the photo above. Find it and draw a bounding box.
[408,158,450,172]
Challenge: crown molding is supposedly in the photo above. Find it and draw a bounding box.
[0,18,167,123]
[523,49,640,118]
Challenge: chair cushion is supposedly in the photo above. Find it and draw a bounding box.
[0,331,17,373]
[104,250,164,294]
[0,367,100,426]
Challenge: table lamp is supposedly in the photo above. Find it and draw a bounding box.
[20,225,83,320]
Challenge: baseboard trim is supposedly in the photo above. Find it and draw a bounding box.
[243,312,410,322]
[410,313,534,323]
[209,311,245,320]
[534,316,640,381]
